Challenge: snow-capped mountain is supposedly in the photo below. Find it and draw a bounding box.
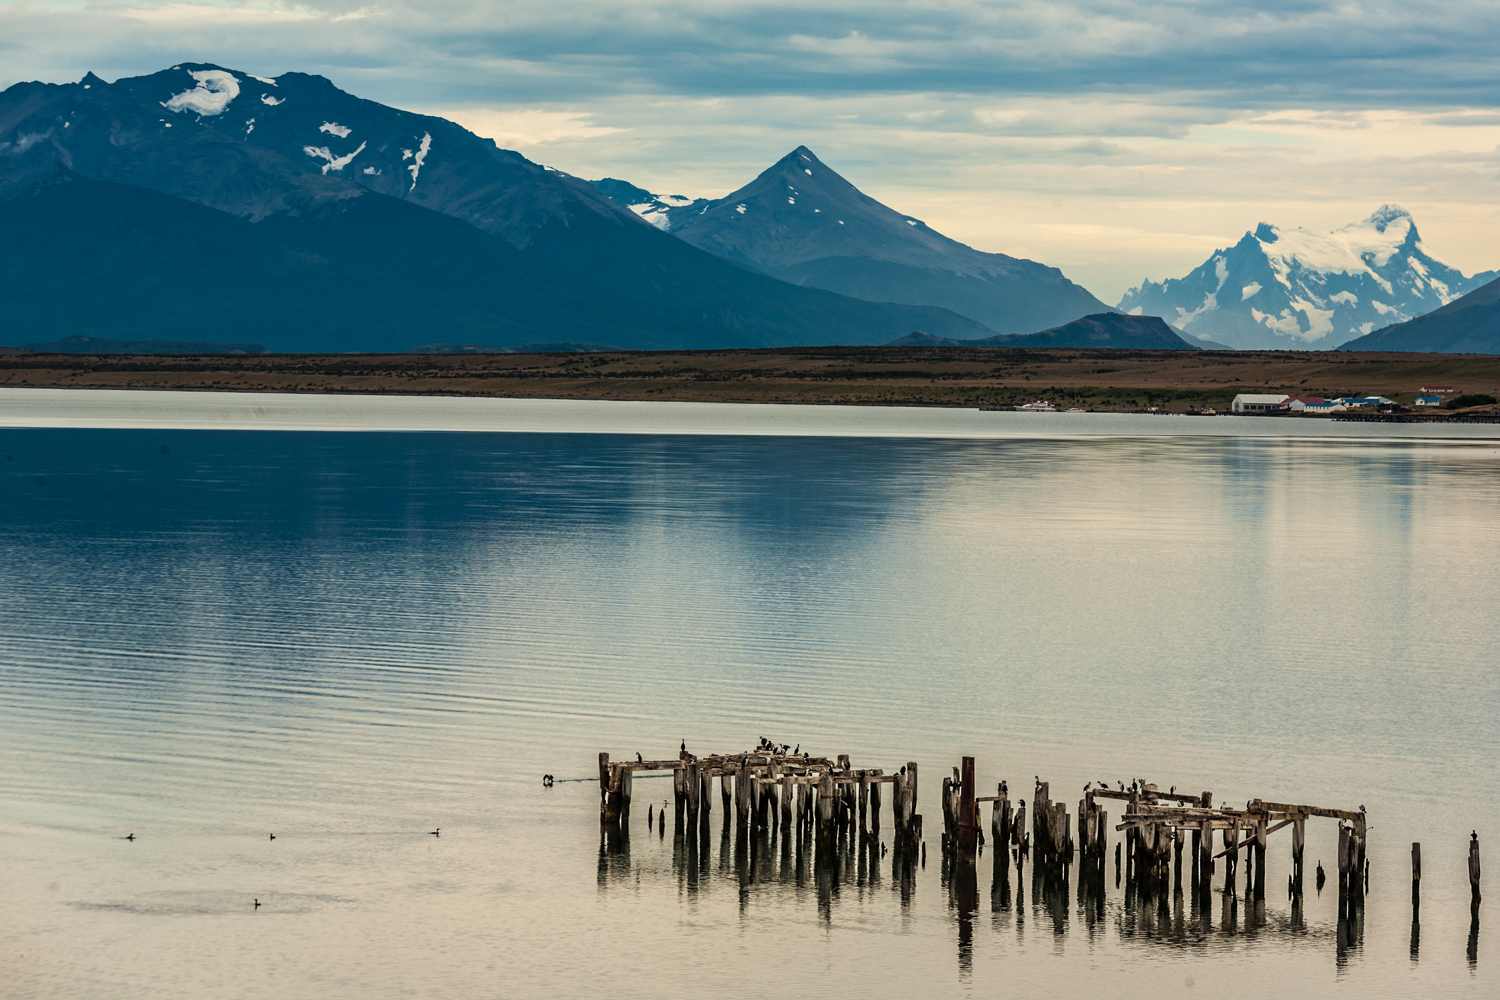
[592,147,1109,335]
[1119,207,1498,350]
[0,65,996,351]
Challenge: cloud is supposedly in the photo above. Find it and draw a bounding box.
[436,108,624,146]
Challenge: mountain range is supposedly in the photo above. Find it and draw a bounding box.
[592,147,1111,336]
[1118,207,1497,350]
[0,65,1005,352]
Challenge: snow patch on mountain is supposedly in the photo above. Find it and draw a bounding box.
[303,141,366,174]
[319,122,351,138]
[261,95,283,106]
[407,133,431,192]
[162,69,239,116]
[1118,206,1495,349]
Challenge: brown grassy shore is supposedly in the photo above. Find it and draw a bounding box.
[3,346,1500,410]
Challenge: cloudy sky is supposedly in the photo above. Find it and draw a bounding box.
[5,0,1498,300]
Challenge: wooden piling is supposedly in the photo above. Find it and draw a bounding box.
[957,756,978,858]
[1470,833,1482,906]
[1411,841,1421,909]
[870,779,881,836]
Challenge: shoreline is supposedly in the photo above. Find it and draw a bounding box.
[4,387,1500,440]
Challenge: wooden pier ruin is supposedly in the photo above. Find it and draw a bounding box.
[598,746,923,854]
[594,743,1482,965]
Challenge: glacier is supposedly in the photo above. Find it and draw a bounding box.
[1118,206,1496,349]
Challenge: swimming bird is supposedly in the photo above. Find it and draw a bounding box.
[254,899,261,909]
[430,828,440,837]
[647,804,654,825]
[269,833,275,841]
[1316,861,1326,890]
[123,833,135,842]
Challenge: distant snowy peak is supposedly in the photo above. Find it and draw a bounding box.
[589,178,712,230]
[1119,206,1495,349]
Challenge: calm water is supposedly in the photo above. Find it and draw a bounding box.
[3,422,1499,998]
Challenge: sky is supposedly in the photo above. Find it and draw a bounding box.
[4,0,1499,301]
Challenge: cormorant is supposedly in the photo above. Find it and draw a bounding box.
[254,899,261,909]
[637,752,643,763]
[430,828,440,837]
[124,833,135,842]
[1169,786,1175,795]
[269,833,275,841]
[1083,782,1091,792]
[793,744,799,755]
[681,740,686,754]
[647,804,654,825]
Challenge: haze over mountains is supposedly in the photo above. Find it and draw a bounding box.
[1118,207,1498,350]
[0,64,999,352]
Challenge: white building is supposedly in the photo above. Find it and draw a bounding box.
[1414,396,1441,407]
[1231,394,1290,414]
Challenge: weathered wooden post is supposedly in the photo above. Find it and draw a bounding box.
[780,772,793,832]
[958,756,978,859]
[685,761,701,824]
[941,775,955,843]
[1292,815,1306,895]
[1471,833,1482,907]
[721,769,732,816]
[870,779,881,837]
[1411,841,1421,909]
[858,773,869,837]
[818,772,836,849]
[1254,817,1267,899]
[735,765,752,828]
[1337,824,1352,900]
[598,752,611,814]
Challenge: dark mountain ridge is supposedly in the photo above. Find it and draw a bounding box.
[0,66,994,351]
[1340,276,1500,353]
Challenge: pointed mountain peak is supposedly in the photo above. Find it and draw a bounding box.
[1364,204,1411,232]
[79,72,107,88]
[1253,222,1278,243]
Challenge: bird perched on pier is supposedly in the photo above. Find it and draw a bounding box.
[1000,781,1007,795]
[680,740,686,754]
[793,744,799,755]
[1083,782,1091,792]
[637,752,643,763]
[1169,786,1175,796]
[1117,781,1124,791]
[900,765,906,775]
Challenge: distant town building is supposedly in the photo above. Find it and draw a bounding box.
[1334,396,1396,408]
[1414,395,1442,407]
[1420,386,1455,394]
[1231,393,1290,414]
[1284,396,1328,412]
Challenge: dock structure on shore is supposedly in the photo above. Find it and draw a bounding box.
[598,748,923,853]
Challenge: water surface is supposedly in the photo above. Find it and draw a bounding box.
[2,425,1497,998]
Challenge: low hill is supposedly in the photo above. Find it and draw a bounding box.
[888,314,1200,350]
